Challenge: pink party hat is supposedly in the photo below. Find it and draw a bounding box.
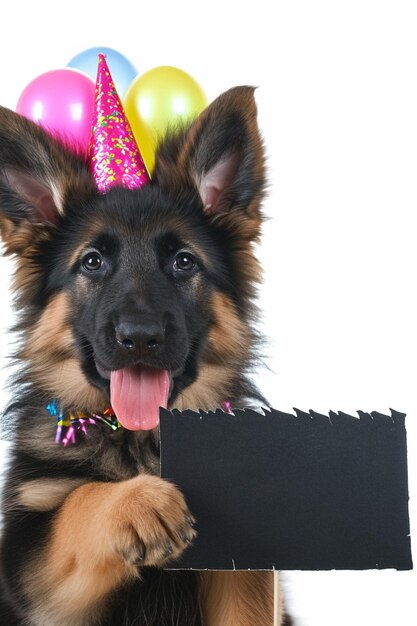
[88,53,150,192]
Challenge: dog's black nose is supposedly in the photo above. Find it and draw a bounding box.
[115,320,165,351]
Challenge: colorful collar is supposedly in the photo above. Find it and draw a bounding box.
[46,400,120,447]
[46,399,233,447]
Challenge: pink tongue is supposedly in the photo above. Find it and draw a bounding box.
[110,368,170,431]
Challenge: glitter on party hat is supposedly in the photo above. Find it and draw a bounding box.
[88,53,150,192]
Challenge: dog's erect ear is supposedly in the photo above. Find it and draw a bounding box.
[0,106,95,254]
[154,86,266,240]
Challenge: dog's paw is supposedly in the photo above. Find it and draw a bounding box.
[111,474,196,568]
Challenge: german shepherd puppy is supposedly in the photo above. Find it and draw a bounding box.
[0,87,284,625]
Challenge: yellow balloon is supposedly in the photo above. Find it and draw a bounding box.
[124,66,208,173]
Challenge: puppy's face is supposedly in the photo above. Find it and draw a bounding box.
[0,87,266,425]
[53,186,233,428]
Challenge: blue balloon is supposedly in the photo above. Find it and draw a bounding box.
[67,47,138,97]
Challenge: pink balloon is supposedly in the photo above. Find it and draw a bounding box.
[16,68,95,154]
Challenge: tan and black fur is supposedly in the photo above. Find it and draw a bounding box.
[0,88,288,625]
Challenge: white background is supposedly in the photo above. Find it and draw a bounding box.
[0,1,416,624]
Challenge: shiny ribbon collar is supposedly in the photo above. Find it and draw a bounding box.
[46,399,233,447]
[46,400,119,447]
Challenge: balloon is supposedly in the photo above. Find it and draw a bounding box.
[16,68,95,154]
[124,66,208,173]
[67,47,137,98]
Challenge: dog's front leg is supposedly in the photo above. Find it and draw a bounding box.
[22,475,196,625]
[200,570,276,626]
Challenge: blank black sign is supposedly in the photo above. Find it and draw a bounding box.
[160,408,412,571]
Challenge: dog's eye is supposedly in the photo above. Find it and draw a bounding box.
[82,253,103,272]
[174,253,195,272]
